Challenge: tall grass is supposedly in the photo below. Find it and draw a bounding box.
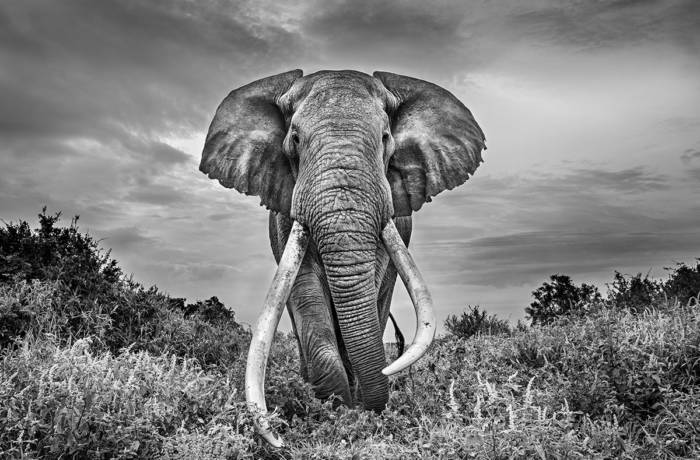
[2,288,698,458]
[1,212,699,458]
[0,336,253,458]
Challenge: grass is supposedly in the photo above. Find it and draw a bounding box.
[1,212,699,458]
[2,289,699,458]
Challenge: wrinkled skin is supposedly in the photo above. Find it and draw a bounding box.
[200,70,485,411]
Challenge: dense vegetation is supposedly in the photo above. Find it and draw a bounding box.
[1,211,699,459]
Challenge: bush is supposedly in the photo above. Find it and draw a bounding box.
[512,304,700,428]
[526,274,601,325]
[665,260,700,306]
[0,280,66,348]
[0,210,249,368]
[607,271,664,313]
[0,209,122,344]
[444,305,512,338]
[0,208,121,294]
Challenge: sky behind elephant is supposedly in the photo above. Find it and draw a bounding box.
[1,0,699,340]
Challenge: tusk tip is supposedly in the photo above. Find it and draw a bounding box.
[381,361,405,376]
[262,431,284,448]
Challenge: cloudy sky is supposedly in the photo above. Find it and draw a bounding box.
[1,0,699,337]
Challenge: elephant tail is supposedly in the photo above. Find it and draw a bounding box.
[388,312,405,358]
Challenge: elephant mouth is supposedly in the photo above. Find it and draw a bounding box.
[244,219,436,447]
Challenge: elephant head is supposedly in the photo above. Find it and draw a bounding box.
[200,70,485,445]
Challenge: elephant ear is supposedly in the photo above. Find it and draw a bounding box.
[200,69,303,214]
[374,71,486,216]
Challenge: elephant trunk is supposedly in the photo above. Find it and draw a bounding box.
[293,141,392,409]
[316,218,388,409]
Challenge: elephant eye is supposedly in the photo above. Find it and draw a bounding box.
[291,132,300,145]
[382,132,390,143]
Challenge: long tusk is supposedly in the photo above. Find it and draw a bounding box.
[245,220,309,447]
[380,219,436,376]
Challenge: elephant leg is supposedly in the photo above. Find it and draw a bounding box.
[269,212,351,403]
[288,267,351,402]
[285,296,307,381]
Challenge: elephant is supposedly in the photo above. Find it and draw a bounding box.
[199,69,485,445]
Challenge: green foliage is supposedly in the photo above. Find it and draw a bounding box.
[444,305,513,339]
[526,274,601,325]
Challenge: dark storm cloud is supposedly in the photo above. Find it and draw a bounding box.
[431,229,700,289]
[533,167,669,194]
[681,149,700,164]
[122,140,191,168]
[301,0,501,77]
[302,0,700,80]
[208,213,237,222]
[681,150,700,182]
[304,0,465,67]
[125,184,188,206]
[0,0,302,135]
[439,166,670,214]
[0,0,303,238]
[509,0,700,51]
[102,226,155,250]
[172,262,239,283]
[1,0,698,328]
[413,164,698,290]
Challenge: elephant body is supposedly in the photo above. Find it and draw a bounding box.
[200,69,485,441]
[269,211,412,404]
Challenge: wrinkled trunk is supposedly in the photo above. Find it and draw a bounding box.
[316,219,388,409]
[292,128,393,409]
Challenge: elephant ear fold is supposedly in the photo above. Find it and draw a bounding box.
[200,69,303,214]
[374,71,486,216]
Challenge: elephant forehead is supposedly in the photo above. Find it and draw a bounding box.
[297,90,387,130]
[305,69,375,89]
[304,91,380,116]
[285,70,387,114]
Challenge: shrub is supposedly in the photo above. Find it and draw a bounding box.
[0,208,121,294]
[145,308,248,367]
[0,280,68,348]
[607,271,664,313]
[0,210,249,368]
[665,260,700,306]
[511,304,700,425]
[0,210,123,344]
[526,274,601,325]
[444,305,512,339]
